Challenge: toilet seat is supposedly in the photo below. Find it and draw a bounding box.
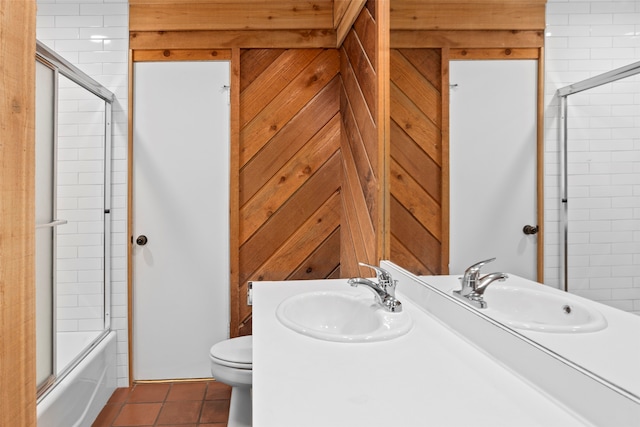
[210,336,252,370]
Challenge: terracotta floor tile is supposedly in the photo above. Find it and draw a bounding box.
[112,403,162,426]
[108,387,132,404]
[91,403,122,427]
[94,381,231,426]
[156,400,202,425]
[200,400,230,424]
[166,381,207,401]
[127,383,171,403]
[205,382,232,400]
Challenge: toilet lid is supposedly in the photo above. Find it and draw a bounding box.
[210,335,252,367]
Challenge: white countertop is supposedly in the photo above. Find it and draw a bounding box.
[420,274,640,399]
[253,279,588,427]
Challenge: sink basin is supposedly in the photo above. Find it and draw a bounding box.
[276,291,413,342]
[482,284,607,333]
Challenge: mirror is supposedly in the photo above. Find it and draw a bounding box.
[387,0,639,406]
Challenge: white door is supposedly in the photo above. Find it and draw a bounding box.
[133,61,230,380]
[449,60,538,280]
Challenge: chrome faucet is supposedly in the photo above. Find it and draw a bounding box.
[453,258,508,308]
[347,262,403,312]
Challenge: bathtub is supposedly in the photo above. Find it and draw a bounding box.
[38,331,117,427]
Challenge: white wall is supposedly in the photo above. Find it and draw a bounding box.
[544,0,640,314]
[37,0,130,386]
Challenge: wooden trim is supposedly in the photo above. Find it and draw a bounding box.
[378,0,391,260]
[536,47,545,282]
[440,47,451,274]
[133,49,231,62]
[0,1,37,424]
[130,2,333,32]
[336,0,367,48]
[229,48,241,337]
[127,49,134,386]
[130,30,337,50]
[391,30,544,49]
[390,3,546,31]
[450,48,540,60]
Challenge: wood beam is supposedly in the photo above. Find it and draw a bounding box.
[130,1,334,32]
[390,2,546,31]
[391,30,544,49]
[0,0,37,425]
[130,30,337,50]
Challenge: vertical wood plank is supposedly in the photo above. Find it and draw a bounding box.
[0,0,37,424]
[377,0,391,260]
[230,48,242,337]
[440,47,451,274]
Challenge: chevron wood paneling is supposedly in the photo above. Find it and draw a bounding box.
[389,48,444,275]
[339,2,380,277]
[237,48,342,334]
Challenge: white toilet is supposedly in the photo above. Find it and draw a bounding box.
[209,335,253,427]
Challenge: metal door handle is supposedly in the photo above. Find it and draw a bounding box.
[136,235,148,246]
[523,225,539,235]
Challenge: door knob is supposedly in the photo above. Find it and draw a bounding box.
[136,235,148,246]
[522,225,539,235]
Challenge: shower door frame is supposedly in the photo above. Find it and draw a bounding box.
[35,41,114,400]
[34,55,58,396]
[557,60,640,292]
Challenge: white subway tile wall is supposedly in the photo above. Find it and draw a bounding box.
[37,0,130,386]
[544,0,640,314]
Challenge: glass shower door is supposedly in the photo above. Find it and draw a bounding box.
[35,41,114,398]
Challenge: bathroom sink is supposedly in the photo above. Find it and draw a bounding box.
[482,284,607,333]
[276,291,413,342]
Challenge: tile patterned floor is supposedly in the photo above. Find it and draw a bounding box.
[92,380,231,427]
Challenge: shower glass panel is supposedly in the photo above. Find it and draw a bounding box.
[35,41,113,397]
[559,61,640,315]
[56,73,108,372]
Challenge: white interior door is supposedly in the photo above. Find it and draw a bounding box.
[449,60,538,280]
[133,61,230,380]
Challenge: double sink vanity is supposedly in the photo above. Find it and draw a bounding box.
[252,261,640,426]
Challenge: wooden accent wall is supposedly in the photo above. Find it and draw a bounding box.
[339,1,386,277]
[237,49,342,335]
[0,0,37,425]
[389,48,444,275]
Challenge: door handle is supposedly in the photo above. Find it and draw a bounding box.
[136,235,148,246]
[522,225,539,235]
